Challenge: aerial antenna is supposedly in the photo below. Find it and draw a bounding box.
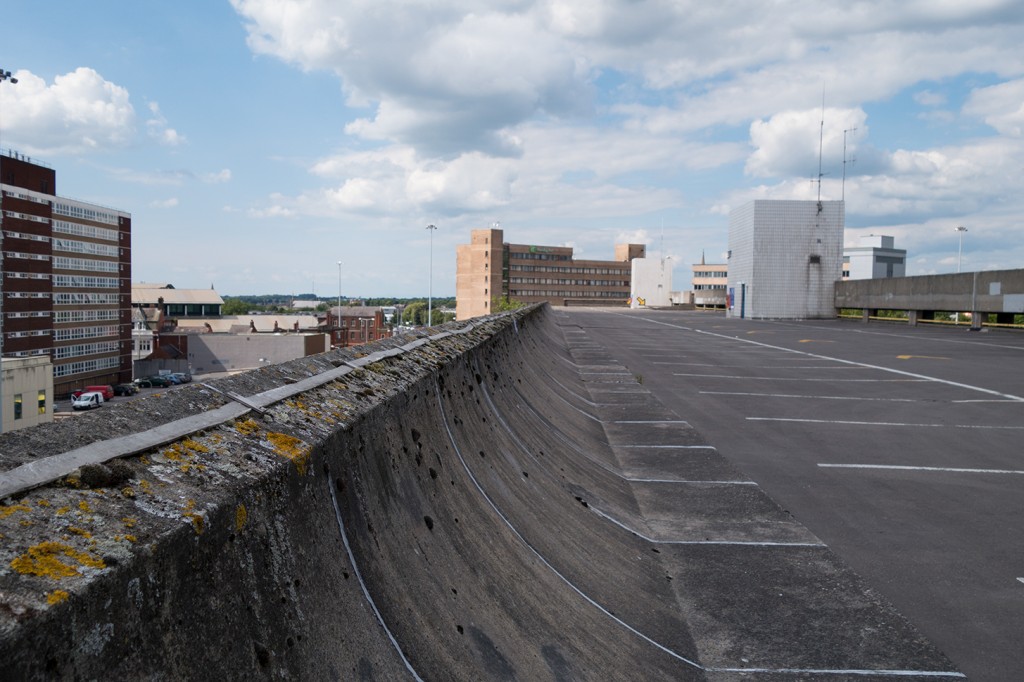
[816,87,825,213]
[842,127,857,202]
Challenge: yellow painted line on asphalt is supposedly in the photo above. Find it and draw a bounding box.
[897,354,950,360]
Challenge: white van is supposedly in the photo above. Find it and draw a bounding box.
[72,391,104,411]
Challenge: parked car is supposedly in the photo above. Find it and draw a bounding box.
[135,375,172,388]
[162,374,182,384]
[170,372,192,383]
[71,385,115,400]
[72,392,104,410]
[113,383,138,396]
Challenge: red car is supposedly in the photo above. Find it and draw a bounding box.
[71,385,114,400]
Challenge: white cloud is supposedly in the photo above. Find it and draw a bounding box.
[146,102,186,147]
[1,68,135,155]
[963,78,1024,137]
[150,197,180,209]
[746,108,868,179]
[202,169,233,184]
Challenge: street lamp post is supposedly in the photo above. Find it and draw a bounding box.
[955,226,968,325]
[0,67,18,435]
[426,224,437,326]
[955,226,968,273]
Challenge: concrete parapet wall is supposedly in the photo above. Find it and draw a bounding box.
[0,306,959,679]
[835,268,1024,314]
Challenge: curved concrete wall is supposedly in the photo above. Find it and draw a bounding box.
[0,306,957,680]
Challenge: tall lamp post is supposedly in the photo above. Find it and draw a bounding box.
[0,67,18,435]
[336,261,342,347]
[426,224,437,326]
[954,226,968,325]
[955,226,968,273]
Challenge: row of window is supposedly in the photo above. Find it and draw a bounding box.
[510,277,627,287]
[694,284,727,291]
[53,202,120,226]
[4,251,49,262]
[12,392,47,420]
[2,209,48,224]
[52,237,119,258]
[5,271,50,280]
[2,188,48,205]
[53,325,119,342]
[53,256,119,273]
[53,275,119,289]
[55,309,119,323]
[52,219,120,242]
[54,293,120,305]
[508,252,571,261]
[52,340,120,360]
[510,265,627,275]
[5,311,51,319]
[6,349,51,358]
[5,292,50,299]
[54,355,120,378]
[3,229,50,243]
[693,270,728,278]
[509,289,626,298]
[5,329,50,338]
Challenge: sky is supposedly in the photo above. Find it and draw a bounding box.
[2,1,1023,298]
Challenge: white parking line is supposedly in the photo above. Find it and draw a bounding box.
[750,417,1024,430]
[615,445,717,449]
[674,373,925,382]
[818,463,1024,475]
[701,391,918,402]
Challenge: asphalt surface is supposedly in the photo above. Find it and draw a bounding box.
[563,308,1024,681]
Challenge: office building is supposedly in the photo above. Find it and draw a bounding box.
[1,151,133,396]
[456,227,644,320]
[726,200,844,319]
[843,234,907,280]
[691,256,728,309]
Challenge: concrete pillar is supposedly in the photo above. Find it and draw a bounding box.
[908,310,919,326]
[862,309,874,323]
[970,311,983,331]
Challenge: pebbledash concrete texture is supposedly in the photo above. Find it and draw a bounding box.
[0,305,960,680]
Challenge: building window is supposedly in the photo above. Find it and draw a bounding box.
[38,390,47,415]
[14,394,23,420]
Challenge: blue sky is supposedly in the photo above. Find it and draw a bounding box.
[2,1,1023,297]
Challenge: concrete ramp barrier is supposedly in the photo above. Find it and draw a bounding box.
[0,306,959,679]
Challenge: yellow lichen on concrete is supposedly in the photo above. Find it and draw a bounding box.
[10,541,106,579]
[182,499,204,535]
[78,500,92,513]
[47,590,70,605]
[235,418,261,436]
[122,517,137,528]
[36,499,51,508]
[183,438,210,454]
[0,503,32,519]
[56,506,71,516]
[266,431,310,475]
[68,527,92,539]
[235,504,248,532]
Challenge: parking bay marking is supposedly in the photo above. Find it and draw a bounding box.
[818,463,1024,475]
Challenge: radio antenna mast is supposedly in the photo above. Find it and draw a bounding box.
[842,127,857,201]
[816,88,825,212]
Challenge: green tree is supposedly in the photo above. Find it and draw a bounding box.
[491,296,526,312]
[222,297,257,315]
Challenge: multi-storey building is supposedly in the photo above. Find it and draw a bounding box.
[1,151,132,396]
[456,227,644,320]
[843,234,907,280]
[691,256,728,309]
